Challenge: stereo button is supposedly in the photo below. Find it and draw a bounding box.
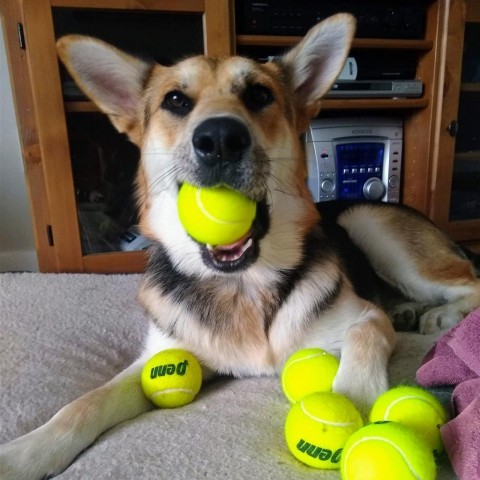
[321,179,335,193]
[389,175,400,188]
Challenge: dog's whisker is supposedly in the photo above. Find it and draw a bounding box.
[141,152,171,156]
[272,188,301,199]
[146,166,181,194]
[265,171,292,190]
[140,146,172,154]
[264,172,302,200]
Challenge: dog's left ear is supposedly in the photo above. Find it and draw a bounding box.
[57,35,152,143]
[278,13,356,130]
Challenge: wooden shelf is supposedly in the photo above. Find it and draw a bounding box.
[65,101,99,112]
[446,219,480,242]
[352,38,433,50]
[454,151,480,161]
[321,97,429,110]
[461,83,480,92]
[65,97,429,113]
[82,250,147,273]
[236,35,433,51]
[50,0,205,11]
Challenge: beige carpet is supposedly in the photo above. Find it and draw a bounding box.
[0,273,456,479]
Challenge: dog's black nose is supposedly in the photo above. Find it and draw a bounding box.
[192,117,251,166]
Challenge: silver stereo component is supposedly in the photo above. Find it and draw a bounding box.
[325,80,423,99]
[305,117,403,203]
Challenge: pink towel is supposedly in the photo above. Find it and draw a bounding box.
[416,310,480,386]
[416,307,480,480]
[441,383,480,480]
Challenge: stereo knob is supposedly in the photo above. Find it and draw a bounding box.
[321,179,334,193]
[388,175,400,188]
[363,177,386,200]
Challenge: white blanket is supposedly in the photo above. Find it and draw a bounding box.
[0,273,456,479]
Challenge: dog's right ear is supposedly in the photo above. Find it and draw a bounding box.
[57,35,152,143]
[277,13,356,132]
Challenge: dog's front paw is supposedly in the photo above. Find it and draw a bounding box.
[419,306,463,334]
[332,365,388,418]
[0,431,65,480]
[389,302,430,331]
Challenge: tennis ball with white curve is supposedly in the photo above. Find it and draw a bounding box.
[141,349,202,408]
[340,421,436,480]
[281,348,340,403]
[177,183,256,246]
[285,392,363,469]
[369,385,449,453]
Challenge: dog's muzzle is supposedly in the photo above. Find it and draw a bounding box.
[188,116,270,272]
[191,116,256,193]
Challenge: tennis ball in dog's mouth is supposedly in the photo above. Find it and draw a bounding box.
[369,385,449,453]
[141,349,202,408]
[285,392,363,469]
[340,422,436,480]
[281,348,340,403]
[177,183,256,246]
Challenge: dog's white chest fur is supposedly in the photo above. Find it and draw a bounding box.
[138,258,350,378]
[139,277,278,376]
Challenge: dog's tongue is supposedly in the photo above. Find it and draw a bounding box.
[207,230,253,262]
[214,230,251,249]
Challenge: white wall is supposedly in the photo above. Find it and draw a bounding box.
[0,22,38,272]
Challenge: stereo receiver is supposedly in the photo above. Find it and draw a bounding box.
[305,118,403,203]
[236,1,427,39]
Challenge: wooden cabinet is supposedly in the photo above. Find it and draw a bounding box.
[1,0,477,272]
[429,0,480,252]
[1,0,233,272]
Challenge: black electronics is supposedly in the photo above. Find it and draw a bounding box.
[325,80,423,99]
[305,118,403,203]
[236,1,427,39]
[338,51,417,81]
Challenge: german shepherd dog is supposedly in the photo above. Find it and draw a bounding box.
[2,14,480,479]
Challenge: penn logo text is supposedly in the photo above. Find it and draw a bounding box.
[150,360,189,379]
[296,439,342,463]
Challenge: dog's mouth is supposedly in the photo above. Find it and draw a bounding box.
[203,231,254,269]
[201,200,269,273]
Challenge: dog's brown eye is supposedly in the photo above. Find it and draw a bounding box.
[243,84,274,112]
[162,90,193,116]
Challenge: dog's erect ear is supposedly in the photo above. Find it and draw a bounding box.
[57,35,152,142]
[278,13,356,130]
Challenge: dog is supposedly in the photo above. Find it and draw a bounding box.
[2,13,480,479]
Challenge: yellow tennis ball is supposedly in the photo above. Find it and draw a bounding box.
[281,348,340,403]
[177,183,256,245]
[285,392,363,469]
[369,385,449,453]
[141,349,202,408]
[341,421,437,480]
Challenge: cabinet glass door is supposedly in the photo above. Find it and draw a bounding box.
[53,8,204,255]
[449,17,480,222]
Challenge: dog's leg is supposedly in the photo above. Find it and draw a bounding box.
[331,298,396,416]
[0,357,153,480]
[338,204,480,334]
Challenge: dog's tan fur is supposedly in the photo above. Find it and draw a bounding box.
[1,14,480,479]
